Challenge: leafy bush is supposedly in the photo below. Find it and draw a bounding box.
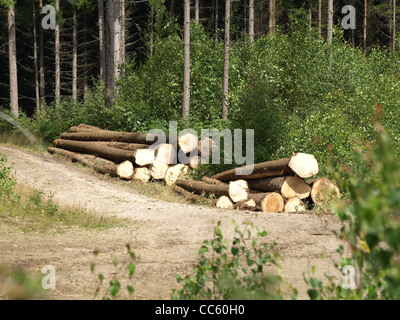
[305,125,400,299]
[172,221,288,300]
[0,153,16,200]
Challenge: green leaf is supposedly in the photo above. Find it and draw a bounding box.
[128,263,136,279]
[127,285,135,298]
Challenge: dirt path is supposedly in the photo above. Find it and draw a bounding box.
[0,145,344,300]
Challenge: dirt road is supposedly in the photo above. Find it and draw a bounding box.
[0,145,344,300]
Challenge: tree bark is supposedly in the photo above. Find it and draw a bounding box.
[247,176,288,192]
[72,8,78,101]
[175,179,231,198]
[215,0,219,42]
[120,0,125,65]
[183,0,191,119]
[249,0,255,42]
[318,0,322,38]
[393,0,397,51]
[327,0,333,44]
[98,0,106,82]
[47,147,133,179]
[173,185,202,203]
[195,0,199,23]
[202,176,226,185]
[308,0,312,30]
[33,2,40,111]
[53,139,137,163]
[364,0,368,53]
[8,4,18,117]
[269,0,275,36]
[39,0,45,107]
[55,0,60,106]
[114,0,121,78]
[105,0,115,109]
[222,0,231,120]
[211,153,319,181]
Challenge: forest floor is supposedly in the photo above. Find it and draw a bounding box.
[0,145,344,300]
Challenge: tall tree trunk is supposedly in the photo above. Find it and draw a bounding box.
[222,0,230,120]
[215,0,219,42]
[363,0,367,53]
[327,0,333,44]
[72,8,78,101]
[195,0,199,23]
[393,0,397,51]
[258,0,263,35]
[83,17,89,102]
[33,2,40,111]
[249,0,254,42]
[150,6,154,56]
[183,0,190,119]
[318,0,322,37]
[55,0,60,106]
[8,4,18,117]
[269,0,275,36]
[98,0,106,82]
[308,0,312,30]
[105,0,115,109]
[114,0,121,79]
[120,0,125,64]
[39,0,45,106]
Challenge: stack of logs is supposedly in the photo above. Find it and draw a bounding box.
[48,124,340,213]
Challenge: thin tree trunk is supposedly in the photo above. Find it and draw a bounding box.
[33,2,40,111]
[150,6,154,56]
[98,0,106,82]
[308,0,312,30]
[120,0,125,64]
[259,0,263,35]
[222,0,230,120]
[269,0,275,36]
[83,17,88,101]
[394,0,397,51]
[55,0,60,106]
[318,0,322,37]
[105,0,115,109]
[8,4,18,117]
[114,0,121,78]
[72,8,78,101]
[249,0,255,42]
[195,0,199,23]
[39,0,45,105]
[215,0,219,42]
[183,0,190,119]
[364,0,367,53]
[327,0,333,44]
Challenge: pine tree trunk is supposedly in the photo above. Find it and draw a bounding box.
[33,2,40,111]
[150,6,154,56]
[8,4,18,117]
[308,0,312,30]
[215,0,219,42]
[364,0,368,53]
[98,0,106,82]
[222,0,231,120]
[258,0,263,34]
[83,17,89,101]
[318,0,322,38]
[195,0,199,23]
[394,0,397,51]
[249,0,255,42]
[183,0,191,119]
[39,0,45,106]
[114,0,121,79]
[72,8,78,101]
[55,0,60,106]
[327,0,333,44]
[120,0,125,64]
[269,0,275,36]
[105,0,115,109]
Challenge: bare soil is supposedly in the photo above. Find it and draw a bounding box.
[0,145,344,300]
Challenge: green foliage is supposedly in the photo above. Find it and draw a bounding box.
[0,153,16,200]
[91,244,136,300]
[305,126,400,299]
[172,221,285,300]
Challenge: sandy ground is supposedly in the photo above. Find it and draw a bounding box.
[0,145,344,300]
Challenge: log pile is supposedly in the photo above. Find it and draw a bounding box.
[48,124,340,213]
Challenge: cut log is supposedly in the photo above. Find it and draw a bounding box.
[211,153,319,181]
[216,196,234,209]
[69,124,102,132]
[247,176,288,192]
[59,130,158,145]
[259,192,285,213]
[280,176,311,199]
[132,167,151,183]
[178,133,198,154]
[309,177,340,207]
[175,179,230,198]
[149,160,169,180]
[201,176,227,185]
[173,185,201,203]
[53,139,136,163]
[198,137,214,157]
[234,199,257,211]
[187,155,201,169]
[165,164,189,186]
[93,141,149,151]
[155,143,177,165]
[134,149,155,167]
[47,147,133,179]
[284,197,307,213]
[229,180,249,203]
